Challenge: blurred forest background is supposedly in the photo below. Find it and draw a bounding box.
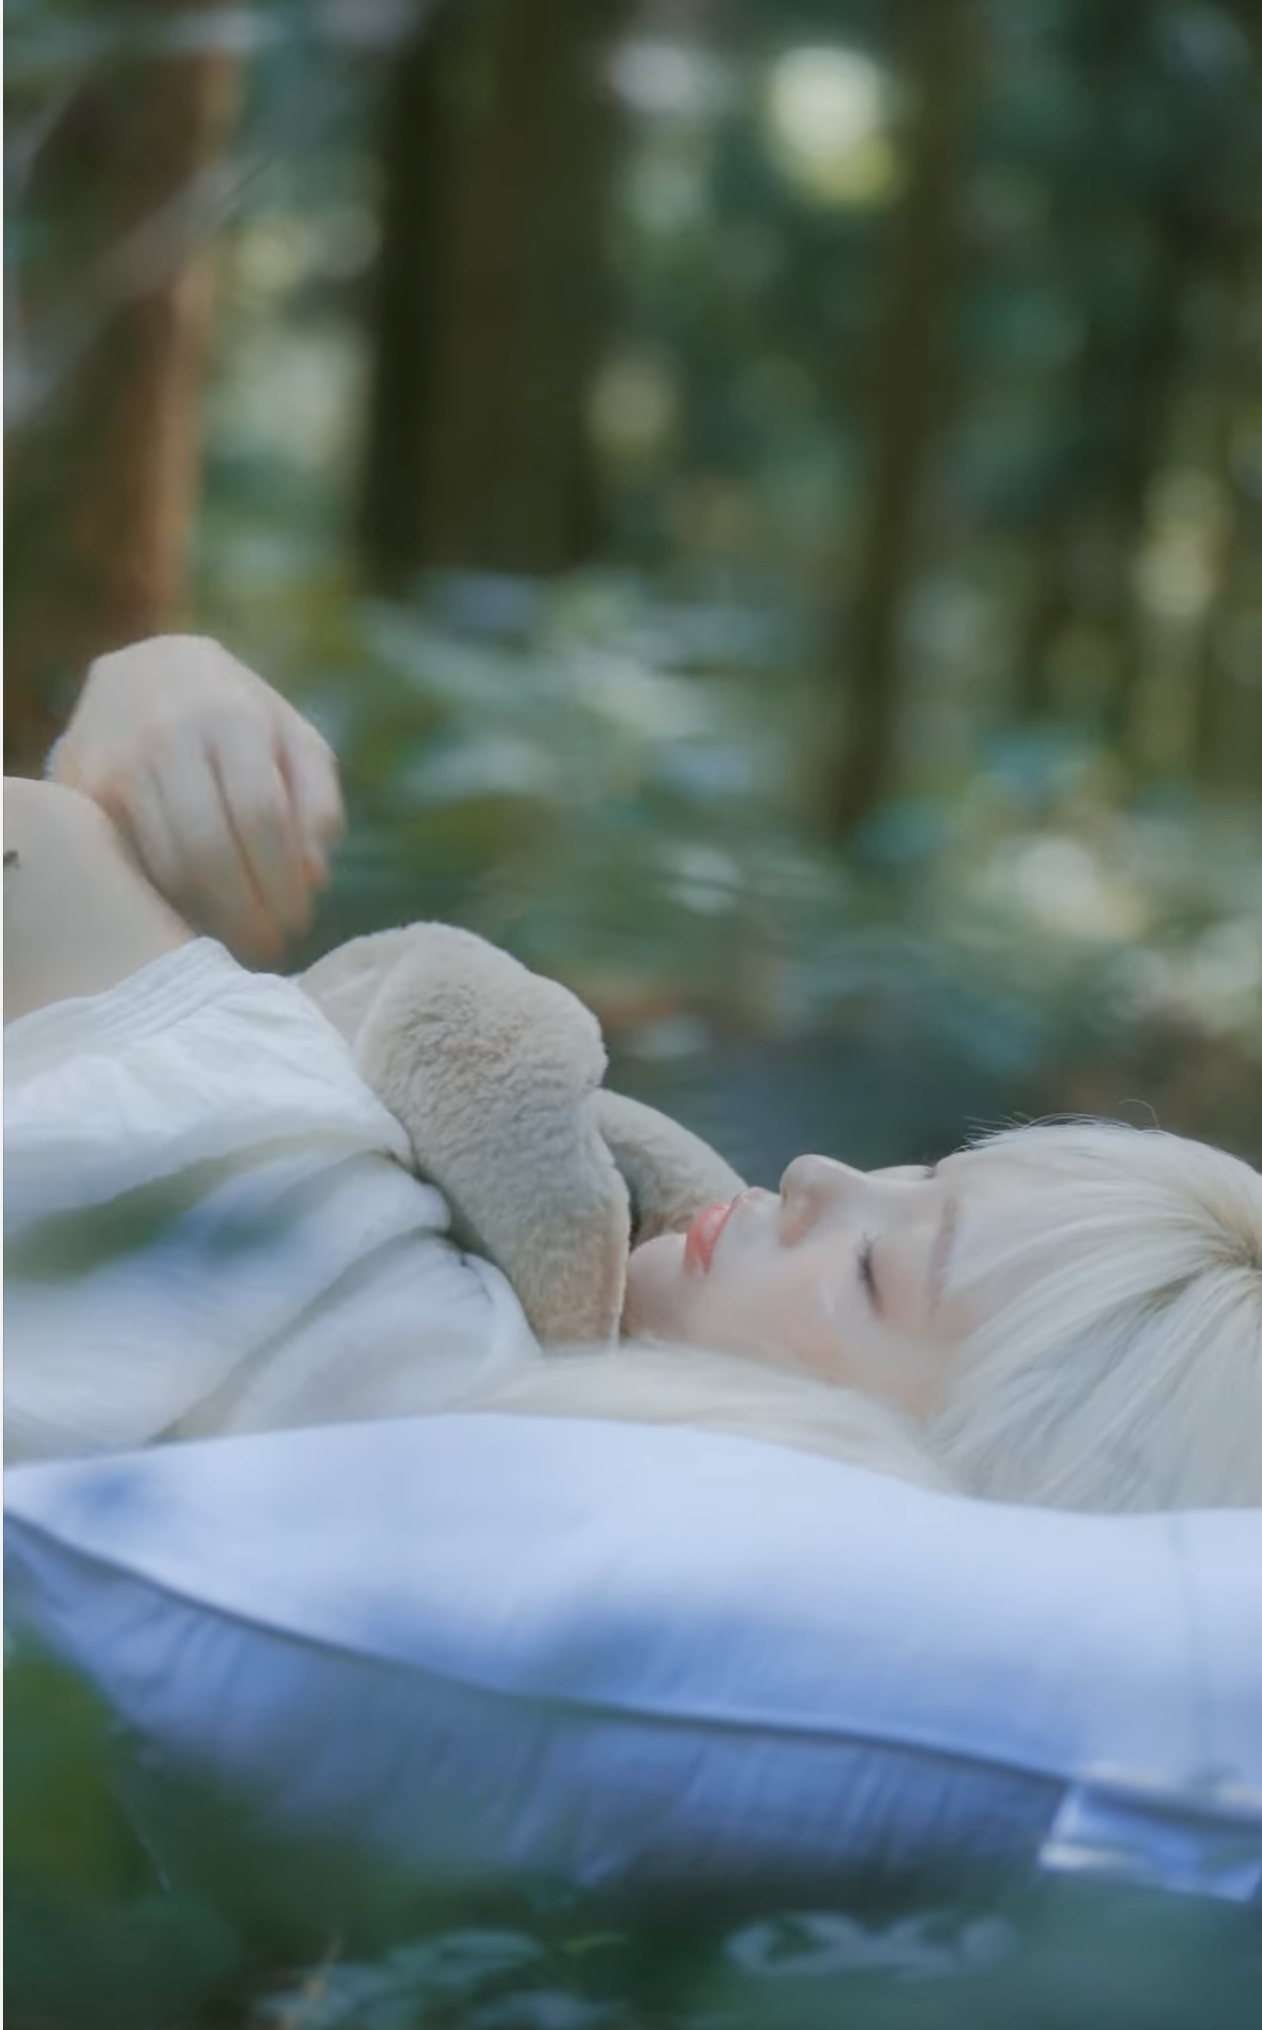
[7,6,1262,2026]
[7,0,1262,1179]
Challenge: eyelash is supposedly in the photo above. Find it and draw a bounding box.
[856,1167,936,1304]
[857,1237,877,1303]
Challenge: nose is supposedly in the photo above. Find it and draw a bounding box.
[778,1154,865,1245]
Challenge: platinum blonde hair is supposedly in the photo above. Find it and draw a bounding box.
[463,1342,951,1492]
[927,1120,1262,1511]
[470,1119,1262,1514]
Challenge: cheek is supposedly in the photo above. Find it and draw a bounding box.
[622,1235,796,1357]
[623,1236,862,1370]
[743,1269,859,1378]
[680,1254,838,1365]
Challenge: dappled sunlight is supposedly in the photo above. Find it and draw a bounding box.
[978,835,1150,944]
[763,46,898,207]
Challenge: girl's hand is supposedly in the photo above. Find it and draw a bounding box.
[50,635,345,961]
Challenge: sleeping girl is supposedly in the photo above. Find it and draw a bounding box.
[6,638,1261,1512]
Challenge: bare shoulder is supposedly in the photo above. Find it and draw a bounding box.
[5,772,112,844]
[4,776,192,1023]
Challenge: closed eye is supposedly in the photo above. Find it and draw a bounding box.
[858,1236,880,1312]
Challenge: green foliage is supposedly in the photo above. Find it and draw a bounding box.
[7,1647,1261,2030]
[201,549,1262,1165]
[5,1645,244,2029]
[177,0,1261,1157]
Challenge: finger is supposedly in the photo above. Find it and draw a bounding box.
[212,722,311,936]
[279,722,345,884]
[149,743,277,953]
[114,761,188,902]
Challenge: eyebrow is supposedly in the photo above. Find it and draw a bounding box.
[926,1194,960,1311]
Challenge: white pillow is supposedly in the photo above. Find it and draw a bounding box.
[6,1416,1262,1902]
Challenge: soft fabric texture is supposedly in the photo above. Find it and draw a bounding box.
[302,925,746,1344]
[3,940,539,1462]
[4,925,748,1464]
[7,1417,1262,1903]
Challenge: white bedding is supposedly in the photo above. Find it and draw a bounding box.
[7,1415,1261,1903]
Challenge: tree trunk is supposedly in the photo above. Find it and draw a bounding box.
[357,0,628,594]
[825,0,973,839]
[355,0,465,595]
[1016,6,1208,759]
[1189,247,1259,786]
[1095,235,1187,756]
[5,1,239,774]
[1014,538,1072,723]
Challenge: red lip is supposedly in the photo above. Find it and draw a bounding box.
[684,1196,738,1275]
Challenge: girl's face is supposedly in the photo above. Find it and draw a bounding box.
[623,1150,1025,1421]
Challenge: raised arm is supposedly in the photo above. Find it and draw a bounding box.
[4,777,192,1024]
[47,635,345,960]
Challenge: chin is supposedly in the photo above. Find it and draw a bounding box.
[622,1231,687,1339]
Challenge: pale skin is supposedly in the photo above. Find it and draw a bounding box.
[3,777,193,1022]
[5,635,344,1019]
[5,634,1019,1413]
[43,634,343,960]
[624,1153,1032,1422]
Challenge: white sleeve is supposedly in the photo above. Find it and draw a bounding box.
[5,941,540,1461]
